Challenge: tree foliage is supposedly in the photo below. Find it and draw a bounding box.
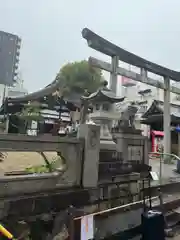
[17,101,44,121]
[16,101,44,133]
[55,60,104,96]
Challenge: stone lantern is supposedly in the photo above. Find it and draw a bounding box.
[81,81,126,182]
[81,81,125,144]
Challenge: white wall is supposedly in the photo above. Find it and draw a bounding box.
[0,83,28,106]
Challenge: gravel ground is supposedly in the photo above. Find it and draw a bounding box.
[0,151,58,174]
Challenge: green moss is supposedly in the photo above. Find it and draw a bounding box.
[25,157,62,174]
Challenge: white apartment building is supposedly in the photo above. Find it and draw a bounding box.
[116,75,180,136]
[0,80,28,106]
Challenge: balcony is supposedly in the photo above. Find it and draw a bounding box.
[16,38,21,48]
[16,51,20,57]
[13,65,18,71]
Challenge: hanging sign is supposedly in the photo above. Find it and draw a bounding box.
[81,215,94,240]
[128,145,143,161]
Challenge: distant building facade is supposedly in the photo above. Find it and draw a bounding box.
[0,81,28,106]
[116,75,180,136]
[0,30,21,86]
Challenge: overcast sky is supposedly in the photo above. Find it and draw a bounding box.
[0,0,179,92]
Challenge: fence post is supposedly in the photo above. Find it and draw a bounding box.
[159,153,162,186]
[68,206,75,240]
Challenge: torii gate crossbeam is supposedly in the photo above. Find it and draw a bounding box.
[82,28,179,155]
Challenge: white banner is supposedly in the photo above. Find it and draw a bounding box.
[81,215,94,240]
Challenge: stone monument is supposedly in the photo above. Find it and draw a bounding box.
[81,81,126,182]
[117,101,138,129]
[78,81,151,211]
[113,101,149,175]
[81,81,149,184]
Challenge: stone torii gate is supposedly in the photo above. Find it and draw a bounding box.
[82,28,180,155]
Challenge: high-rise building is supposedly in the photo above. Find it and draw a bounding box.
[0,30,21,86]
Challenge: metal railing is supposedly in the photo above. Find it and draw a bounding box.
[149,152,180,185]
[149,152,180,161]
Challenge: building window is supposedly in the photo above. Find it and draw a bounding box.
[138,105,147,113]
[102,103,109,111]
[95,104,100,110]
[175,94,180,101]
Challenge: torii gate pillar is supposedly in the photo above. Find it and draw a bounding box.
[110,56,119,94]
[163,77,171,154]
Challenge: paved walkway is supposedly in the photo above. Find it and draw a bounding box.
[148,160,180,239]
[150,159,180,181]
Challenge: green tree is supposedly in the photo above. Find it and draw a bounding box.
[18,101,44,122]
[55,60,104,96]
[15,101,44,134]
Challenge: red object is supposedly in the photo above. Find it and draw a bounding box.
[151,130,164,153]
[151,130,164,137]
[118,75,136,87]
